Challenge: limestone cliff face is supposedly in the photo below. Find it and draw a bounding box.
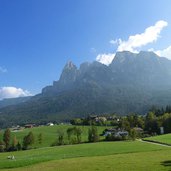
[42,61,78,94]
[59,61,78,85]
[42,51,171,95]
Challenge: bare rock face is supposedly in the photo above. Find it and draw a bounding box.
[59,61,78,85]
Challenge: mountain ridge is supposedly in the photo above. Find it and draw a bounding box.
[1,51,171,128]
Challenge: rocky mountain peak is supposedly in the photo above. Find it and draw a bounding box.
[64,61,77,70]
[59,61,78,85]
[111,51,136,64]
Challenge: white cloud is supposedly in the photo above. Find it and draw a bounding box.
[111,20,168,53]
[110,39,120,45]
[96,53,115,65]
[0,87,32,100]
[96,20,168,65]
[154,46,171,60]
[0,67,7,73]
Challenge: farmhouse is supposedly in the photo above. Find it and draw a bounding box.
[11,125,22,132]
[103,128,129,137]
[24,124,34,128]
[47,122,54,126]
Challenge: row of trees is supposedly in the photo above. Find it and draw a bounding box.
[0,129,42,152]
[52,126,99,146]
[71,105,171,137]
[118,111,171,136]
[52,126,83,146]
[70,118,107,126]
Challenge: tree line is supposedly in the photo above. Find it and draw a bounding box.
[0,129,42,152]
[52,126,99,146]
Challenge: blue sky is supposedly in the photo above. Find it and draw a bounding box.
[0,0,171,99]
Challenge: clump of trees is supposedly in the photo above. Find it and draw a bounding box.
[52,126,100,147]
[52,126,83,146]
[111,106,171,138]
[0,128,19,152]
[0,129,41,153]
[67,127,82,144]
[70,116,108,126]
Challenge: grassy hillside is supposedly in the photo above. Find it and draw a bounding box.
[0,125,108,148]
[1,126,171,171]
[0,141,168,170]
[144,133,171,145]
[3,149,171,171]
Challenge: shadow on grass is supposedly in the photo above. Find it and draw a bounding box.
[161,160,171,170]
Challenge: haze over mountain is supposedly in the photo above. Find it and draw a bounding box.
[1,51,171,128]
[0,96,31,108]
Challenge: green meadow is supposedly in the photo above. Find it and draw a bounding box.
[0,141,170,170]
[144,133,171,145]
[0,125,108,148]
[1,126,171,171]
[3,150,171,171]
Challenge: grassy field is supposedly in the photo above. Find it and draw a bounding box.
[0,141,168,170]
[0,125,108,148]
[1,126,171,171]
[3,149,171,171]
[144,133,171,145]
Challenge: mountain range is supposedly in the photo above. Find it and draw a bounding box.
[1,51,171,128]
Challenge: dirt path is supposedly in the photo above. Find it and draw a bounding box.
[137,139,171,147]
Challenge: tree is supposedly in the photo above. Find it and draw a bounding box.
[145,112,160,134]
[16,142,22,151]
[88,126,99,142]
[67,127,82,144]
[119,119,131,132]
[146,112,156,120]
[145,120,160,135]
[12,136,18,147]
[57,129,65,145]
[38,133,43,144]
[0,140,5,152]
[3,128,11,150]
[11,136,18,151]
[22,131,35,149]
[75,127,82,143]
[163,117,171,133]
[129,129,137,140]
[166,105,171,113]
[67,127,73,143]
[70,118,83,125]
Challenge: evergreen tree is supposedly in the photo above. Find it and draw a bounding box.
[11,135,18,151]
[16,142,22,151]
[38,133,43,144]
[22,131,35,149]
[3,128,11,150]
